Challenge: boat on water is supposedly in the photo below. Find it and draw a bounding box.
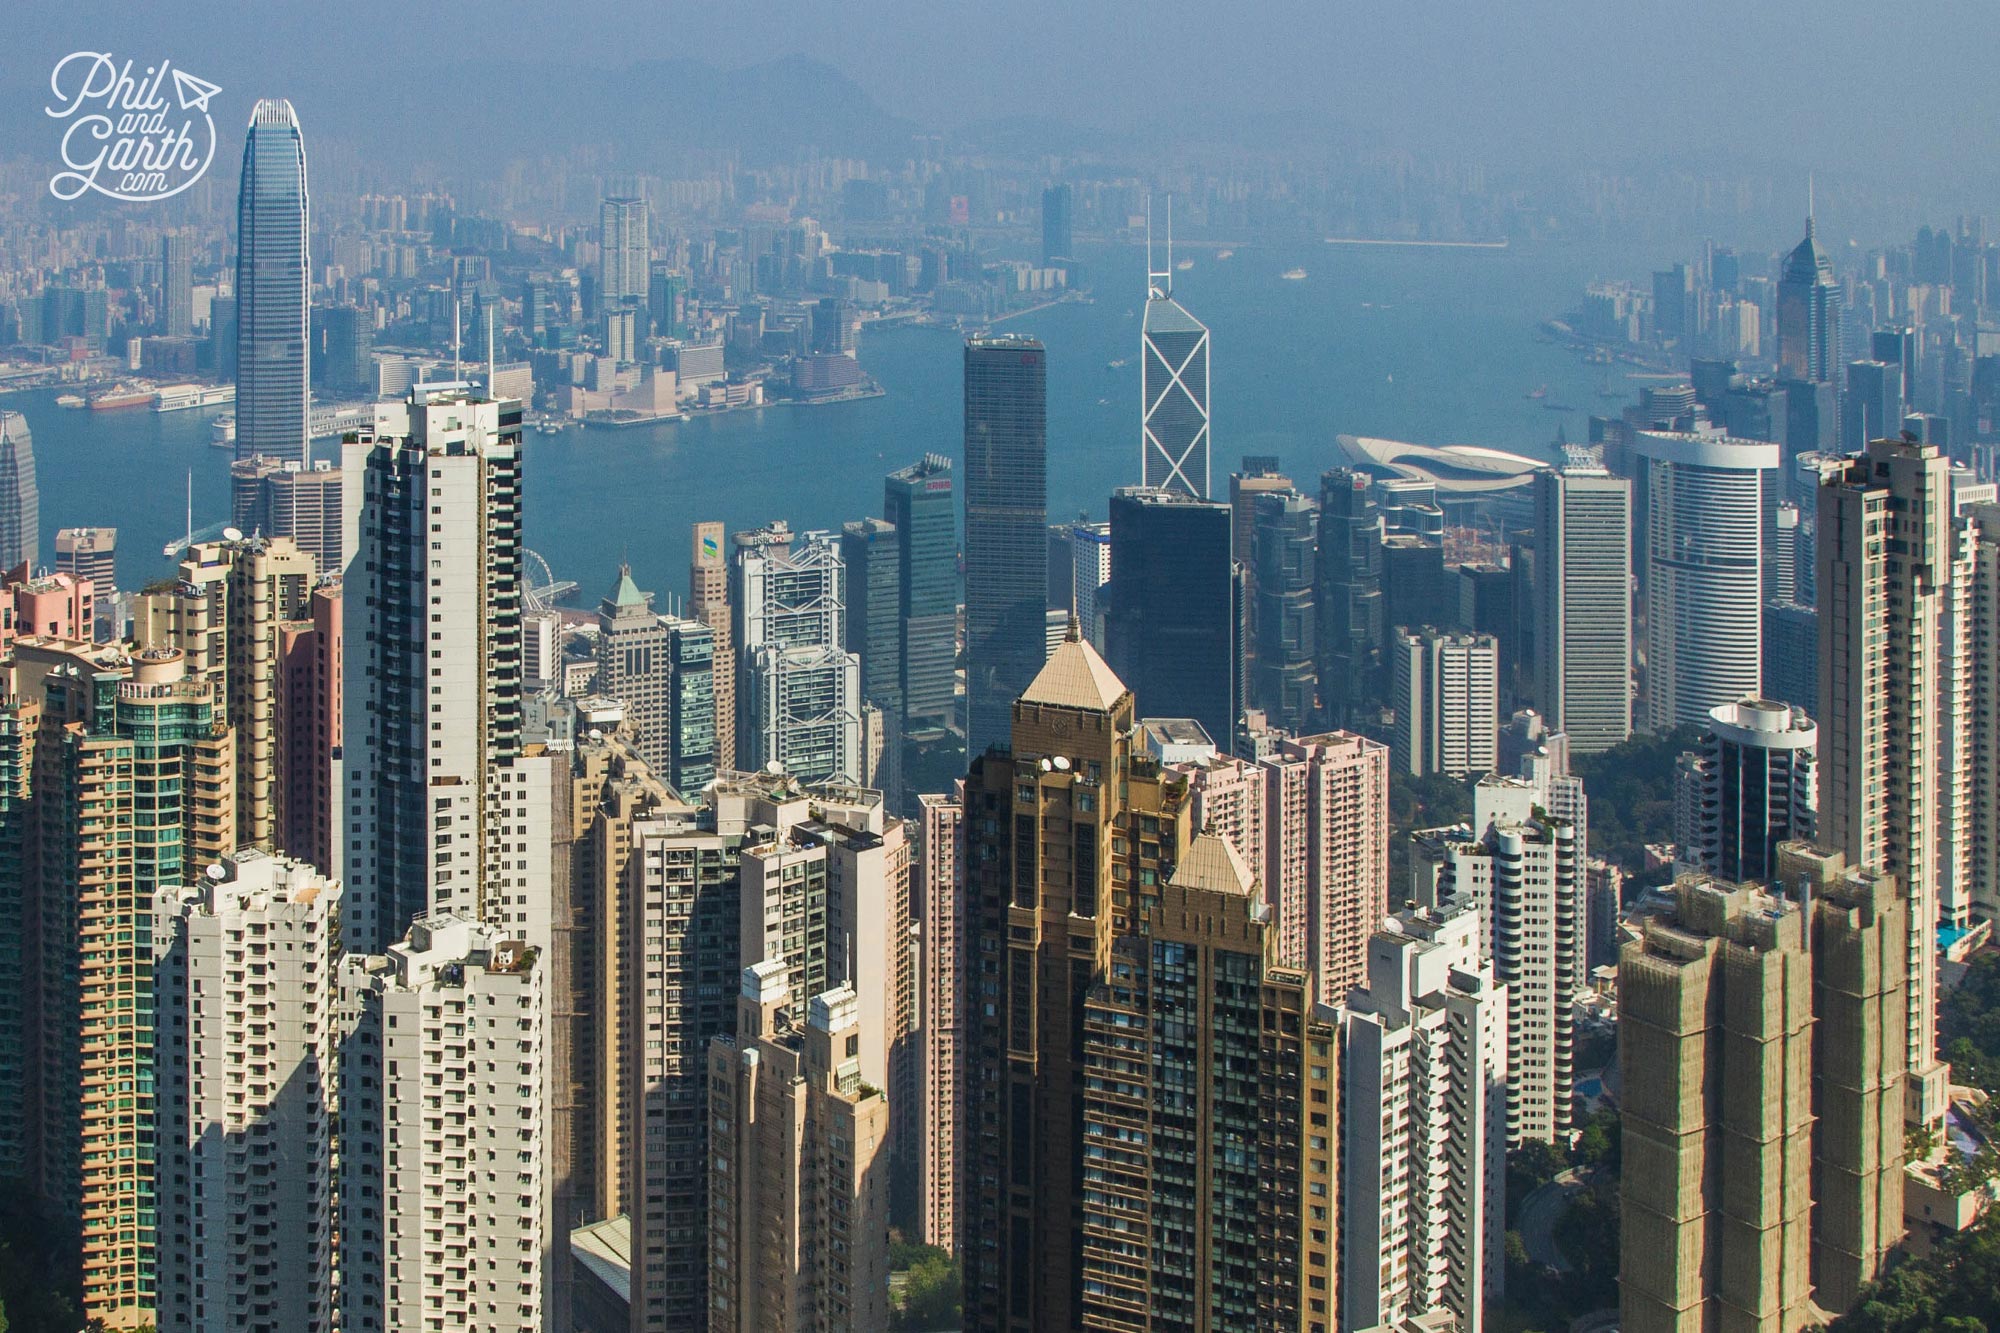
[1526,384,1549,400]
[91,383,155,411]
[1280,268,1307,281]
[154,383,236,412]
[535,420,565,435]
[56,393,85,409]
[211,415,236,448]
[1106,358,1129,371]
[1543,402,1575,412]
[1175,258,1194,271]
[1217,249,1234,259]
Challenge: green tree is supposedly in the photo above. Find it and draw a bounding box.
[892,1251,962,1332]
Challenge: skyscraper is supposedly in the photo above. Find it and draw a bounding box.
[599,193,650,306]
[340,385,531,953]
[884,455,957,732]
[1040,183,1074,264]
[1819,434,1970,1125]
[0,411,37,573]
[1676,698,1817,886]
[1075,834,1336,1332]
[1104,485,1238,749]
[1533,461,1631,753]
[53,526,114,597]
[235,100,310,465]
[1843,358,1905,451]
[1620,877,1814,1333]
[962,335,1047,756]
[1776,208,1843,384]
[1341,902,1507,1333]
[1140,261,1211,497]
[731,523,863,782]
[152,850,340,1333]
[1315,467,1384,725]
[690,521,735,769]
[1634,431,1778,730]
[913,785,965,1253]
[1251,488,1318,730]
[1392,627,1500,779]
[160,232,193,338]
[841,516,903,714]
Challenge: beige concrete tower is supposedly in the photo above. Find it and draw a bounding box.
[1619,877,1813,1333]
[691,521,735,769]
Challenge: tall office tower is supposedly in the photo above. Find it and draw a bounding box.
[1777,209,1843,384]
[842,516,903,713]
[131,533,316,853]
[1047,524,1076,612]
[277,582,342,884]
[1040,183,1074,263]
[707,969,891,1333]
[264,460,345,574]
[731,524,863,782]
[1764,601,1819,718]
[341,385,530,952]
[1971,503,2000,920]
[661,617,717,794]
[0,411,37,571]
[1533,462,1632,753]
[1258,731,1391,1006]
[1619,877,1813,1333]
[962,335,1048,756]
[1076,834,1337,1332]
[1843,359,1905,451]
[1069,521,1113,646]
[338,914,549,1333]
[160,232,194,337]
[885,456,957,732]
[54,526,116,596]
[1392,627,1500,779]
[1676,698,1817,885]
[1104,486,1238,748]
[961,626,1189,1330]
[1767,501,1803,605]
[1873,327,1917,401]
[152,850,340,1333]
[1774,845,1908,1310]
[11,641,237,1327]
[313,303,374,396]
[235,100,310,465]
[1340,903,1507,1333]
[1140,260,1211,497]
[1229,456,1291,559]
[1634,431,1779,729]
[599,193,650,305]
[624,802,744,1331]
[913,785,965,1252]
[1821,435,1970,1126]
[1251,488,1318,730]
[691,521,735,769]
[1315,468,1384,725]
[596,563,674,764]
[1416,779,1580,1145]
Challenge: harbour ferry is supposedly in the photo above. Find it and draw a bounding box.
[154,383,236,412]
[210,414,236,448]
[1280,268,1307,281]
[55,393,85,409]
[90,382,155,411]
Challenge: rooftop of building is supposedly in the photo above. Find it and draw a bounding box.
[1021,618,1127,712]
[570,1214,633,1306]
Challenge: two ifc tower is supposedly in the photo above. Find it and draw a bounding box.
[1139,199,1213,498]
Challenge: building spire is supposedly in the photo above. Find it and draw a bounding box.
[1807,172,1815,238]
[1065,611,1082,643]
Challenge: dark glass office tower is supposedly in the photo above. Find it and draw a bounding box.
[1315,468,1383,724]
[963,336,1048,755]
[1105,486,1237,748]
[1041,184,1074,264]
[1776,210,1841,384]
[841,517,903,713]
[0,410,37,572]
[235,99,309,464]
[1251,489,1318,731]
[885,455,958,730]
[160,233,193,337]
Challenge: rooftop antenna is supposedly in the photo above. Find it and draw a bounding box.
[453,294,462,383]
[486,305,495,395]
[1146,194,1173,300]
[1166,194,1174,297]
[1807,172,1816,236]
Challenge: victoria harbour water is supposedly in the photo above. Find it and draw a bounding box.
[18,236,1659,600]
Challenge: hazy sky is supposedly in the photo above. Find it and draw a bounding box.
[6,0,1998,185]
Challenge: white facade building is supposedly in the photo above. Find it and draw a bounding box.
[153,850,342,1333]
[1533,462,1632,753]
[1392,628,1500,779]
[731,524,863,782]
[1341,904,1507,1333]
[338,913,549,1333]
[1070,521,1112,649]
[1633,431,1779,730]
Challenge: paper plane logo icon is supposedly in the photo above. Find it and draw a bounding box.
[172,68,221,113]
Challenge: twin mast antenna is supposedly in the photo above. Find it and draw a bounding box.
[1146,194,1174,299]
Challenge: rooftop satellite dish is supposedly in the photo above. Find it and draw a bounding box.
[222,527,244,542]
[1052,755,1072,771]
[205,863,227,881]
[765,760,785,775]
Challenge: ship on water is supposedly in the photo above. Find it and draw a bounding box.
[90,382,155,411]
[154,383,237,412]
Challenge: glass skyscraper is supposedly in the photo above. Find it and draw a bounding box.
[0,410,37,571]
[1104,486,1237,750]
[1776,210,1842,384]
[1141,281,1211,498]
[962,336,1048,756]
[235,99,310,465]
[884,454,957,732]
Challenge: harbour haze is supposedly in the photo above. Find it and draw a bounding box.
[26,236,1660,597]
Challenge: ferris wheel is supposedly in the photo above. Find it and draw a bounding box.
[525,550,577,611]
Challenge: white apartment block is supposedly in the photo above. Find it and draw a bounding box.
[1341,904,1507,1333]
[153,850,342,1333]
[338,913,549,1333]
[1392,628,1500,779]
